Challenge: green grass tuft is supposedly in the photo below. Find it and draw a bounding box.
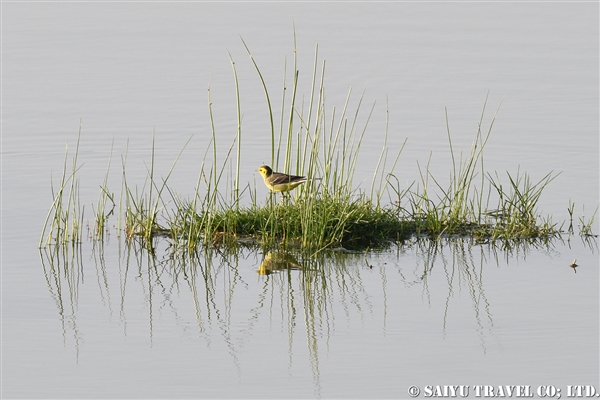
[41,38,594,253]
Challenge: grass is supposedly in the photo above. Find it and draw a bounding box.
[92,139,116,241]
[40,39,596,254]
[40,121,84,247]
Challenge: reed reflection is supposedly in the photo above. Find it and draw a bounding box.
[39,236,589,379]
[412,238,496,352]
[254,249,371,397]
[40,244,84,361]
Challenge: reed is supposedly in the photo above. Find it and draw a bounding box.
[578,204,599,237]
[486,169,560,240]
[40,122,84,247]
[91,139,116,241]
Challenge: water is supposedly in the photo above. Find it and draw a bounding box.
[2,2,598,398]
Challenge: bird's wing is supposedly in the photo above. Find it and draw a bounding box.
[270,174,307,185]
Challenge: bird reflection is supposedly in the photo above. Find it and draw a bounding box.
[257,252,302,275]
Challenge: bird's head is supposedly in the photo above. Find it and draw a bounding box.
[257,165,273,179]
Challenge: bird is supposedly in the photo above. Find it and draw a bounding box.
[257,165,308,194]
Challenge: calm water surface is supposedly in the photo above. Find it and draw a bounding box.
[2,2,598,398]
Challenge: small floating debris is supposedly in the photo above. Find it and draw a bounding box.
[570,258,578,273]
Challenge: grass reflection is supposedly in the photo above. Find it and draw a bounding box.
[40,245,84,361]
[415,238,496,351]
[39,236,595,376]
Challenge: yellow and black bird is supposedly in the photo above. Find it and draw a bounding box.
[257,165,308,193]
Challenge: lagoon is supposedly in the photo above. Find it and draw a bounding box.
[2,2,598,398]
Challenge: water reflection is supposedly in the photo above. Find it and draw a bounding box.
[411,238,496,352]
[40,244,84,361]
[257,251,303,275]
[253,250,373,395]
[39,236,598,385]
